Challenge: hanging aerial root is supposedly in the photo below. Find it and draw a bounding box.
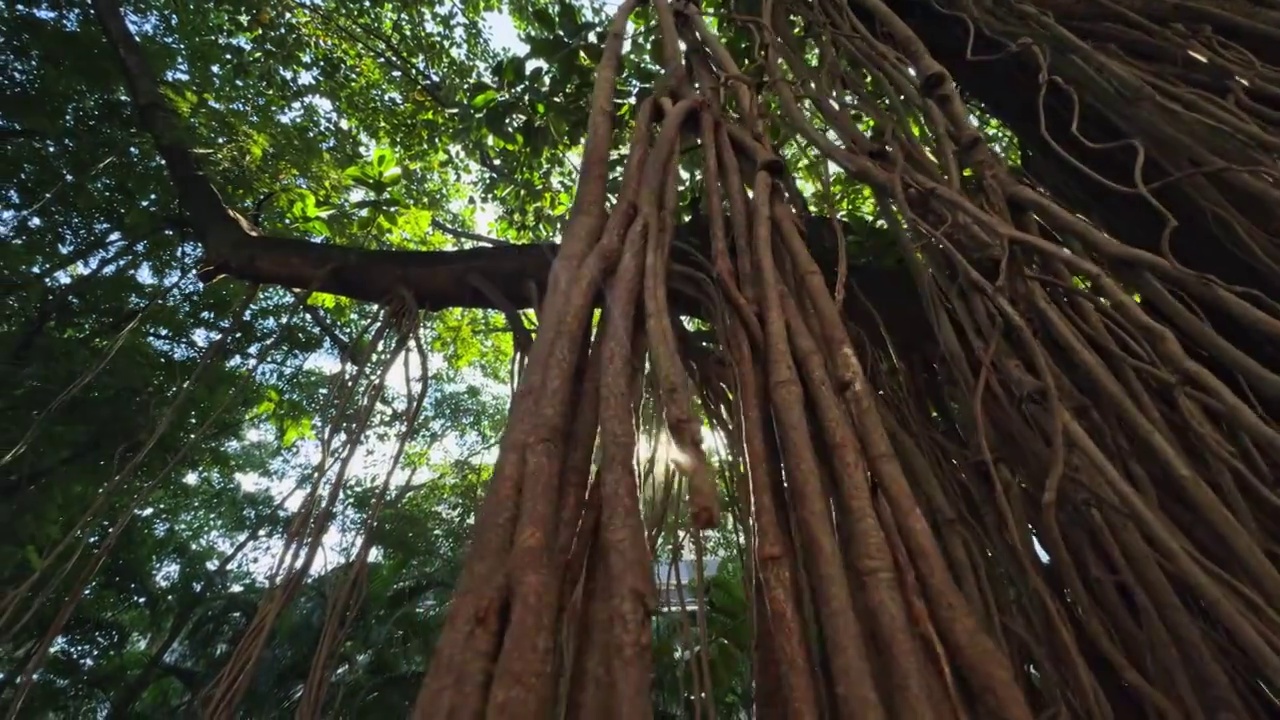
[410,2,645,716]
[596,177,658,720]
[723,326,817,717]
[564,527,613,720]
[745,169,891,719]
[1,287,267,720]
[204,315,408,718]
[783,200,1036,719]
[298,331,432,716]
[699,104,814,710]
[643,96,721,532]
[778,284,943,718]
[768,1,1280,714]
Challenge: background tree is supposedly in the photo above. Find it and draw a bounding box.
[3,0,1280,717]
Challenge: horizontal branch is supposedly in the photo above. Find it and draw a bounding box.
[192,217,940,366]
[197,232,554,311]
[93,0,931,361]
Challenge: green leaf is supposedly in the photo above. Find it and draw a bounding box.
[280,416,314,448]
[471,89,499,108]
[24,545,41,571]
[301,217,330,235]
[372,146,397,172]
[307,292,341,309]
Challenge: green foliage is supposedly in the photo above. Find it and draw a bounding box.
[0,0,526,713]
[652,556,752,718]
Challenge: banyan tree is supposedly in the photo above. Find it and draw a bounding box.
[3,0,1280,717]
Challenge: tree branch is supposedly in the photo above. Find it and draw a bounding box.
[431,219,511,247]
[90,0,931,363]
[91,0,256,253]
[198,232,557,311]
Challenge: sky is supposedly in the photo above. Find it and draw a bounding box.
[468,13,526,235]
[483,11,528,55]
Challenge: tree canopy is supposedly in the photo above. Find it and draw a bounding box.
[3,0,1280,717]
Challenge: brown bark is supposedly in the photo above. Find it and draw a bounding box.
[877,0,1280,388]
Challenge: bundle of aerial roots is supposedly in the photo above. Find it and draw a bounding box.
[407,1,1280,718]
